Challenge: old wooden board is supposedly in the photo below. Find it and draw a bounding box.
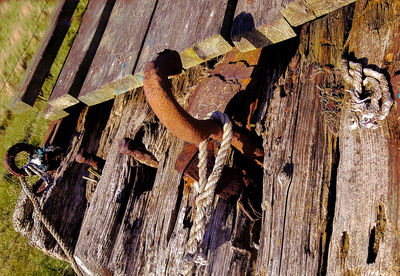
[9,0,79,113]
[231,0,297,52]
[255,5,354,275]
[13,102,114,261]
[77,0,157,106]
[47,0,116,111]
[305,0,356,17]
[132,0,235,84]
[281,0,316,27]
[327,1,400,274]
[74,89,156,274]
[73,65,261,274]
[42,103,69,121]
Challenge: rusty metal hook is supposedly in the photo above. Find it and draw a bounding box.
[143,50,263,166]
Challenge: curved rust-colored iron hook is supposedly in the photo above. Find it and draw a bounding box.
[143,50,263,166]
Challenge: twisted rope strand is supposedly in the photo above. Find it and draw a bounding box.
[19,178,83,276]
[340,57,393,129]
[182,111,233,275]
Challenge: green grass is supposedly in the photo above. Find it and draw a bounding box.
[0,0,89,274]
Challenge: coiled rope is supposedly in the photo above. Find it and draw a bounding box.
[19,177,83,276]
[182,111,233,275]
[340,57,393,129]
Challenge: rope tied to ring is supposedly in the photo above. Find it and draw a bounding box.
[182,111,233,274]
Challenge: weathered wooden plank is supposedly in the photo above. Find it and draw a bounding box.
[77,0,157,106]
[9,0,80,113]
[74,89,155,274]
[73,62,263,274]
[48,0,116,111]
[231,0,297,52]
[281,0,316,27]
[80,0,235,105]
[42,103,69,121]
[256,5,353,275]
[13,102,114,261]
[305,0,356,17]
[133,0,235,83]
[327,1,400,274]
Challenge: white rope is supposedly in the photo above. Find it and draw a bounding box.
[182,111,233,275]
[339,57,393,129]
[19,178,83,276]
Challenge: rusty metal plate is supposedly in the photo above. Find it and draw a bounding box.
[186,48,262,119]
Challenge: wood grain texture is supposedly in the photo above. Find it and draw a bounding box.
[48,0,116,111]
[78,0,157,106]
[129,0,234,89]
[256,5,354,275]
[327,1,400,274]
[15,2,400,274]
[74,89,155,274]
[232,0,296,52]
[305,0,356,17]
[13,102,114,261]
[42,103,69,120]
[9,0,79,113]
[73,65,260,274]
[281,0,316,27]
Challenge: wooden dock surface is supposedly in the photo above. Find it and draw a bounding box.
[13,2,400,274]
[78,0,235,106]
[13,0,356,117]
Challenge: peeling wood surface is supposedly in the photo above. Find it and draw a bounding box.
[254,9,348,273]
[48,0,116,111]
[10,0,79,113]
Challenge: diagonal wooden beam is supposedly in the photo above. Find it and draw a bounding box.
[9,0,80,113]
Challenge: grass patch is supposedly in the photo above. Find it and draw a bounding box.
[0,0,89,274]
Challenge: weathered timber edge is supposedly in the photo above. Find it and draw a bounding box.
[9,0,80,113]
[232,0,356,52]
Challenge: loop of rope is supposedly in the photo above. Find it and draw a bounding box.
[19,177,83,276]
[339,57,393,129]
[182,111,233,275]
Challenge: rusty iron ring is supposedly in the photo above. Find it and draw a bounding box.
[4,143,39,177]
